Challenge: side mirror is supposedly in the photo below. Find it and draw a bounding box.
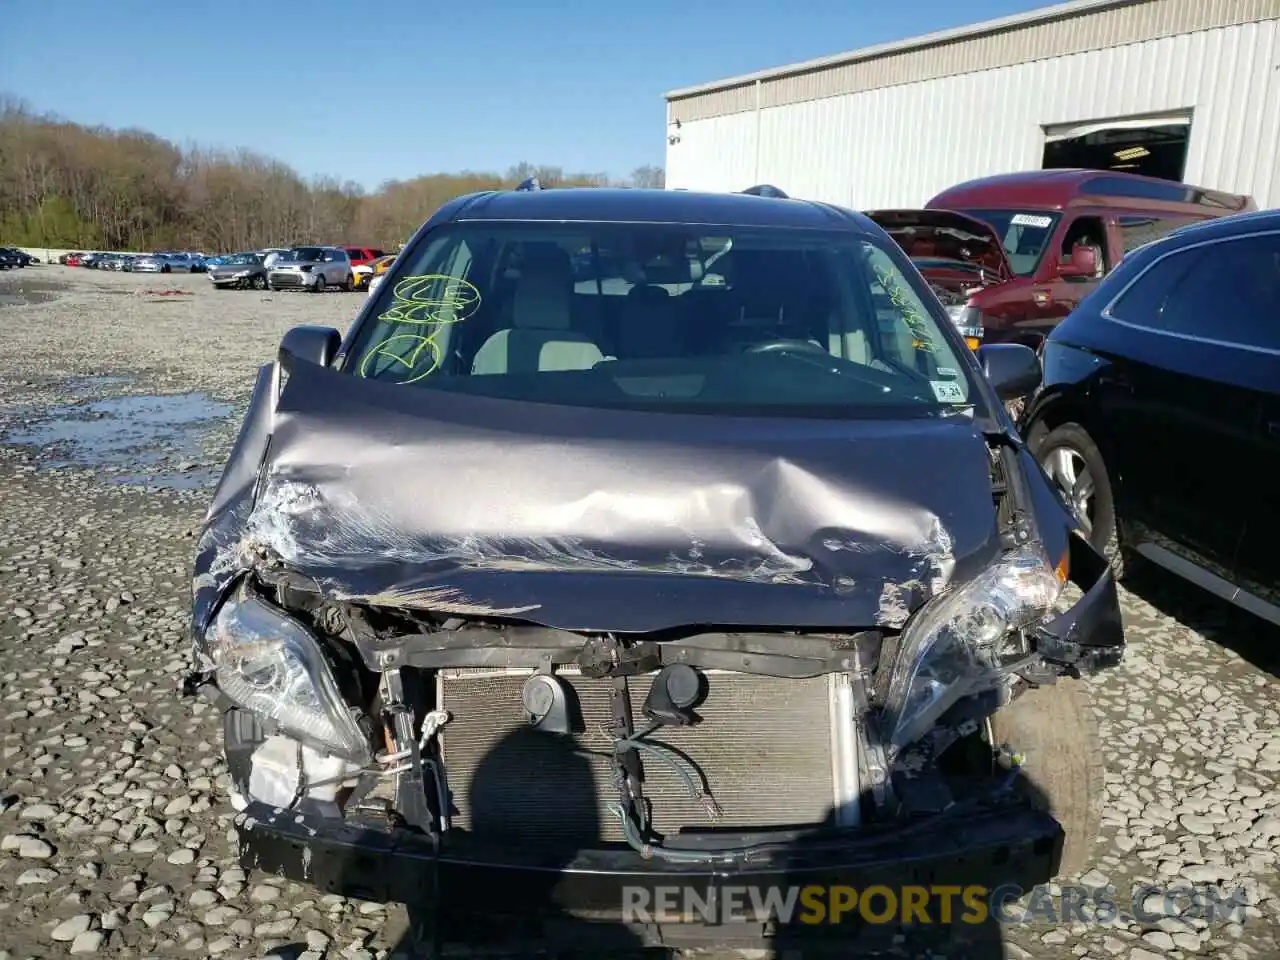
[279,325,341,368]
[1058,245,1098,279]
[977,343,1041,401]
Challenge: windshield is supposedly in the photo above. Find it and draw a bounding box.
[955,209,1061,277]
[224,253,259,265]
[287,247,324,262]
[345,223,975,418]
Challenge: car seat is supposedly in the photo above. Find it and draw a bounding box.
[471,247,605,375]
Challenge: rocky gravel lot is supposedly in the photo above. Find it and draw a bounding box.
[0,266,1277,960]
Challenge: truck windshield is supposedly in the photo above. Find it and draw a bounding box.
[957,209,1061,277]
[345,222,978,420]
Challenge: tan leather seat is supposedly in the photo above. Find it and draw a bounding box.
[471,248,604,375]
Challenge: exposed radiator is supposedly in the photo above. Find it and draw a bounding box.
[437,667,837,849]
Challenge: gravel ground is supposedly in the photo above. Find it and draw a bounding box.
[0,266,1277,960]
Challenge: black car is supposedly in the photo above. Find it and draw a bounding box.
[1023,208,1280,626]
[187,186,1123,952]
[0,247,35,268]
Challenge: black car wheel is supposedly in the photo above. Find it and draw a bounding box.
[252,273,267,291]
[161,265,171,274]
[1031,422,1129,579]
[312,275,325,293]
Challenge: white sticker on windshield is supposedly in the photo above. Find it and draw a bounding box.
[931,380,966,403]
[1010,214,1053,229]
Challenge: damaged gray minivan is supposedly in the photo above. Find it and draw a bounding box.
[186,185,1124,952]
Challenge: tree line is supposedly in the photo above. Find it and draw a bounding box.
[0,98,666,252]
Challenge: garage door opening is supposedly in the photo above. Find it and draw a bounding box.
[1042,113,1191,182]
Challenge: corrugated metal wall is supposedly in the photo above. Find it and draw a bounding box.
[666,19,1280,209]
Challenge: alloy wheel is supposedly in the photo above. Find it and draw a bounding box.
[1043,446,1095,536]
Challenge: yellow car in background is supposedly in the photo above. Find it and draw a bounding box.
[363,254,397,295]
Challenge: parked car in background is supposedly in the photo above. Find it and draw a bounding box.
[132,255,169,274]
[189,187,1126,955]
[1021,208,1280,625]
[259,248,291,269]
[350,250,392,290]
[361,253,397,294]
[863,209,1010,350]
[873,170,1254,351]
[0,247,35,268]
[0,248,20,269]
[209,252,268,290]
[344,246,384,267]
[163,252,205,273]
[266,245,352,292]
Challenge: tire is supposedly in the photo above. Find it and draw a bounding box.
[341,273,353,292]
[312,275,325,293]
[1031,422,1129,579]
[988,680,1103,879]
[252,273,266,291]
[161,265,170,274]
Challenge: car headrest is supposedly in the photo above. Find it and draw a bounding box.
[513,246,573,330]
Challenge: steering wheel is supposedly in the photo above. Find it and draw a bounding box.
[743,338,829,356]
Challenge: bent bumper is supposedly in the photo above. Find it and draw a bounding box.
[237,799,1062,949]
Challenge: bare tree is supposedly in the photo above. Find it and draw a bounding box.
[629,165,665,189]
[0,109,628,250]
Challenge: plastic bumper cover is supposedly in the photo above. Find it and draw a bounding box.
[236,798,1062,948]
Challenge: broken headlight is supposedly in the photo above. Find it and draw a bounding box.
[879,543,1063,756]
[207,592,371,764]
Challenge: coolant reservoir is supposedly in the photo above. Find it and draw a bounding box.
[248,735,356,806]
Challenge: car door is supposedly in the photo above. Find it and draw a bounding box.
[1033,212,1110,326]
[1097,231,1269,579]
[320,249,338,283]
[1220,233,1280,621]
[334,250,351,284]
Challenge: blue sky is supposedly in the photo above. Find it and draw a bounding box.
[0,0,1046,190]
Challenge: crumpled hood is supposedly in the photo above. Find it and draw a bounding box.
[193,361,1005,635]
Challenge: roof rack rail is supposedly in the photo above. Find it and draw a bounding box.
[740,184,789,199]
[515,177,543,192]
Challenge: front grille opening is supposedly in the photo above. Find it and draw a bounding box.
[437,668,837,851]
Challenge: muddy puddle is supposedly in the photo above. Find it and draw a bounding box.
[0,273,62,306]
[2,390,235,490]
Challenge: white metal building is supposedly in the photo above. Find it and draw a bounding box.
[663,0,1280,210]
